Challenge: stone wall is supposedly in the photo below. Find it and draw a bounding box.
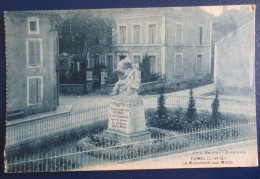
[104,81,165,94]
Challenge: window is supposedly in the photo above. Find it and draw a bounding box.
[26,39,42,67]
[198,26,203,45]
[174,54,183,75]
[133,25,140,44]
[101,57,106,66]
[196,55,203,74]
[27,77,42,105]
[148,24,156,44]
[175,24,183,44]
[94,55,101,68]
[149,56,156,74]
[76,62,80,72]
[27,17,39,34]
[71,61,75,71]
[30,21,37,31]
[133,55,141,64]
[119,26,126,44]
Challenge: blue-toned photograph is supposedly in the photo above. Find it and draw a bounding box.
[4,5,257,172]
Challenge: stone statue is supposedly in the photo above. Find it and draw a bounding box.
[112,57,141,96]
[104,56,151,143]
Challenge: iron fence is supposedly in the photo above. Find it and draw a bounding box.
[6,95,255,146]
[6,120,257,172]
[6,104,109,146]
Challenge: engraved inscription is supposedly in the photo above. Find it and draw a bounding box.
[109,104,129,132]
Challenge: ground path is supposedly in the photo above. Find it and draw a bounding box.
[6,84,255,146]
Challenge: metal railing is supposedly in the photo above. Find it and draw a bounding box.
[6,120,257,173]
[6,95,255,146]
[6,104,109,146]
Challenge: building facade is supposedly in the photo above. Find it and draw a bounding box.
[87,7,213,86]
[6,12,59,118]
[214,20,255,95]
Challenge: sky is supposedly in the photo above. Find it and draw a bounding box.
[200,5,252,16]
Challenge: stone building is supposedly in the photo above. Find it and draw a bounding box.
[88,7,213,87]
[5,11,59,119]
[214,20,255,95]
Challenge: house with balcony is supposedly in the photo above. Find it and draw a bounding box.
[5,11,60,119]
[86,7,213,90]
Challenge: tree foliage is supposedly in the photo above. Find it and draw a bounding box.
[58,12,116,64]
[211,90,221,125]
[186,88,197,123]
[139,54,159,83]
[157,87,168,119]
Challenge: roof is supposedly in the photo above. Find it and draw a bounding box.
[55,6,214,20]
[4,10,61,19]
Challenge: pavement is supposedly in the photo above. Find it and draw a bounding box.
[7,105,72,126]
[59,84,256,115]
[59,84,217,110]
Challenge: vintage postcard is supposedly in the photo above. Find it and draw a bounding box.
[4,5,257,172]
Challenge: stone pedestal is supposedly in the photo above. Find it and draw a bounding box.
[103,95,151,143]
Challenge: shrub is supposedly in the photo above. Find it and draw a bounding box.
[157,87,168,119]
[186,88,197,123]
[211,90,221,125]
[77,134,120,151]
[7,121,108,158]
[139,54,159,83]
[147,127,166,138]
[139,54,151,83]
[146,88,170,129]
[87,135,189,160]
[169,107,191,130]
[147,108,192,131]
[105,72,118,84]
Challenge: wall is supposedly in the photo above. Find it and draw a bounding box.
[214,20,254,94]
[88,8,213,92]
[59,84,86,95]
[6,12,58,116]
[104,81,164,94]
[165,15,212,83]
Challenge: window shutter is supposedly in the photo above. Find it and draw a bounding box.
[134,25,140,44]
[149,56,156,74]
[29,41,35,65]
[175,55,183,75]
[176,24,182,44]
[29,78,41,104]
[197,55,202,73]
[28,40,41,66]
[120,26,126,44]
[149,24,156,44]
[35,41,41,65]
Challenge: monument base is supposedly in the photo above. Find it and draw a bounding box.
[103,129,151,143]
[104,94,151,143]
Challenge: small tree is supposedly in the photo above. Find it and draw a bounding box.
[157,87,168,120]
[211,90,221,125]
[186,88,197,123]
[139,54,151,83]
